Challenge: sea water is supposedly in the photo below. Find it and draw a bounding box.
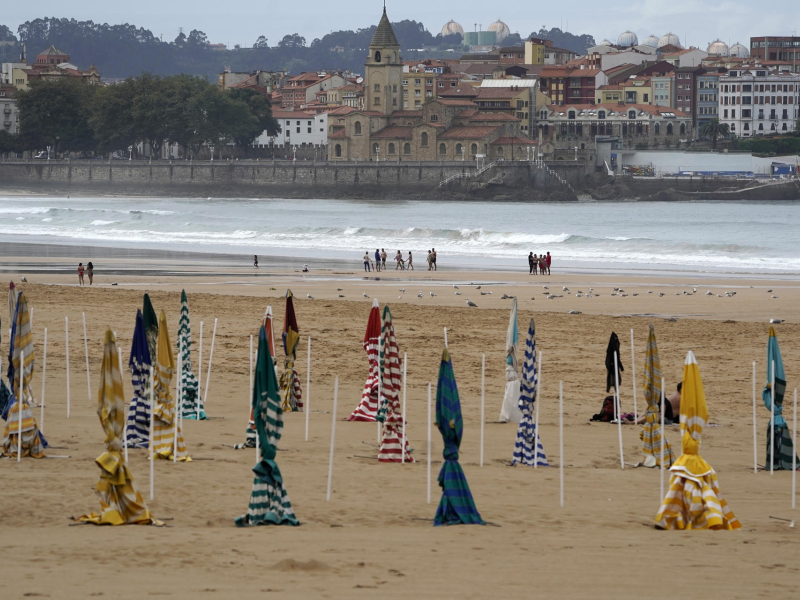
[1,196,799,274]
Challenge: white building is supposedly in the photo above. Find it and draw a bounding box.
[255,109,328,149]
[719,66,800,137]
[0,86,19,135]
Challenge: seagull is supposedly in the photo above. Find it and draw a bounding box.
[705,291,713,296]
[618,289,625,293]
[417,292,423,298]
[453,284,459,289]
[611,293,617,297]
[563,286,569,291]
[362,292,369,298]
[337,288,343,291]
[398,296,402,299]
[306,294,314,299]
[577,290,583,294]
[648,290,653,294]
[666,317,678,322]
[613,287,620,291]
[543,286,549,290]
[770,319,783,324]
[19,276,27,283]
[767,289,773,293]
[772,295,778,299]
[621,294,628,297]
[675,293,680,296]
[530,296,536,300]
[430,291,436,297]
[466,299,477,307]
[111,282,118,286]
[547,295,556,299]
[480,291,491,295]
[693,288,697,293]
[659,293,665,297]
[399,288,406,292]
[568,310,582,314]
[476,285,482,290]
[455,292,461,296]
[632,293,639,297]
[576,294,583,298]
[338,294,345,298]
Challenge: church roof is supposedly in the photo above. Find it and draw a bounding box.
[370,8,400,48]
[38,45,69,56]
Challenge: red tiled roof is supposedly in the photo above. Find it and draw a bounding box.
[272,110,315,119]
[328,129,348,139]
[456,109,479,118]
[476,87,527,98]
[437,126,500,140]
[438,99,479,106]
[491,135,536,145]
[391,110,423,117]
[371,126,413,139]
[540,67,603,77]
[327,106,358,116]
[468,112,520,121]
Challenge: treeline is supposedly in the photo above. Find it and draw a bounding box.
[735,132,800,155]
[0,75,279,157]
[0,17,596,80]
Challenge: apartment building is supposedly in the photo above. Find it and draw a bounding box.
[719,66,800,137]
[255,109,328,149]
[0,85,19,135]
[696,70,723,130]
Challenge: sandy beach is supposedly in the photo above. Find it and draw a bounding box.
[2,263,800,599]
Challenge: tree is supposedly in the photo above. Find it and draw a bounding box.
[130,72,171,157]
[17,79,96,154]
[173,31,187,47]
[90,78,138,154]
[187,29,208,47]
[226,87,280,152]
[502,33,524,47]
[699,118,730,149]
[164,74,215,157]
[254,36,269,48]
[0,129,17,154]
[278,34,306,49]
[0,24,16,41]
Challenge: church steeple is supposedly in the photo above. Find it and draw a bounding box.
[365,6,402,115]
[370,7,400,48]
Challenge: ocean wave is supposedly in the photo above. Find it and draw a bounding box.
[0,207,53,215]
[90,219,117,226]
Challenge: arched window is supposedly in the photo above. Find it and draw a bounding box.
[598,110,606,120]
[421,132,428,146]
[680,123,686,135]
[497,146,504,156]
[388,143,396,154]
[667,123,673,135]
[403,143,411,155]
[374,51,381,63]
[654,122,660,134]
[335,144,342,158]
[628,110,636,119]
[471,143,477,155]
[568,111,576,119]
[372,143,379,155]
[430,114,439,122]
[439,143,447,155]
[455,143,463,155]
[354,121,362,135]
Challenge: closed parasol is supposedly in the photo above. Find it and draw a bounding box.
[125,310,152,448]
[77,330,159,525]
[762,327,797,470]
[347,298,381,422]
[376,305,413,462]
[655,351,741,530]
[142,293,158,364]
[434,348,483,525]
[512,318,548,466]
[280,290,303,412]
[639,325,674,468]
[178,290,204,420]
[499,297,522,423]
[235,325,299,526]
[605,332,624,393]
[151,310,190,461]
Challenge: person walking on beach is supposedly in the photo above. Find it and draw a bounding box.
[407,251,413,270]
[431,248,437,271]
[78,262,85,285]
[363,251,371,272]
[539,254,546,275]
[254,255,259,268]
[426,250,432,271]
[546,251,552,275]
[381,249,387,270]
[395,250,404,270]
[87,262,94,285]
[374,249,382,272]
[529,252,536,275]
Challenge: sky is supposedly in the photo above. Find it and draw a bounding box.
[3,0,799,50]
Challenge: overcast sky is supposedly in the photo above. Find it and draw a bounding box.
[4,0,798,49]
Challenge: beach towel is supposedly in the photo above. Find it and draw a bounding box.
[151,311,190,461]
[512,318,548,466]
[77,330,158,525]
[235,326,299,527]
[655,351,740,530]
[178,290,204,420]
[639,325,674,468]
[377,306,413,462]
[347,298,381,422]
[762,327,798,470]
[125,310,152,448]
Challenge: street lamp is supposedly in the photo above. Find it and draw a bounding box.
[46,145,51,161]
[574,146,578,161]
[293,146,297,162]
[210,145,215,162]
[128,146,132,161]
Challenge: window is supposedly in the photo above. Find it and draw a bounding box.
[374,84,380,92]
[456,143,463,155]
[308,128,311,133]
[439,143,446,155]
[372,143,379,155]
[742,109,751,118]
[354,121,362,135]
[374,51,381,62]
[421,132,428,146]
[415,79,421,85]
[335,144,341,158]
[471,143,477,155]
[568,111,576,119]
[744,123,750,131]
[402,80,408,86]
[654,122,660,134]
[430,114,438,122]
[374,97,380,106]
[598,110,605,120]
[680,123,685,135]
[403,143,411,155]
[628,110,636,119]
[388,143,396,155]
[415,90,420,97]
[497,146,504,156]
[667,123,673,135]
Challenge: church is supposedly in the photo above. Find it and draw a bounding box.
[328,8,535,162]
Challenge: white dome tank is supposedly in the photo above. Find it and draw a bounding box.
[487,19,511,43]
[617,31,638,47]
[707,40,729,56]
[658,32,682,48]
[642,34,660,48]
[730,42,749,58]
[441,20,464,37]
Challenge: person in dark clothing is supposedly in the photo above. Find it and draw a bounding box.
[528,252,535,274]
[254,255,259,268]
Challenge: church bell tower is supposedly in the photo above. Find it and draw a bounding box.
[365,7,402,116]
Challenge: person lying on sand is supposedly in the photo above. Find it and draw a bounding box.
[623,382,681,425]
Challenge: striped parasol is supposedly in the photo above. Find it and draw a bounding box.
[655,351,741,530]
[77,330,159,525]
[178,290,204,420]
[4,282,18,419]
[347,298,381,422]
[2,290,46,458]
[125,310,152,448]
[151,310,191,461]
[434,348,483,525]
[639,325,674,468]
[142,293,158,365]
[377,305,413,462]
[512,318,548,466]
[280,290,303,412]
[235,325,299,526]
[499,297,522,423]
[762,327,797,470]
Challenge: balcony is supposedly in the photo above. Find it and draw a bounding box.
[3,108,10,115]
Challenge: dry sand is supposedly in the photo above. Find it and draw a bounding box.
[2,267,800,599]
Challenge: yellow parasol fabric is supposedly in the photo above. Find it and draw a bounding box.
[152,311,191,461]
[77,330,159,525]
[655,351,740,530]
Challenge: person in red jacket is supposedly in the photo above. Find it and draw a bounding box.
[545,252,552,275]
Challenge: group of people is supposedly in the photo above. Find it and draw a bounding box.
[528,252,551,275]
[361,248,439,272]
[77,262,94,285]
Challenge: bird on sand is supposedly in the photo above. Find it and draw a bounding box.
[466,299,478,307]
[363,292,369,298]
[306,294,314,299]
[19,276,27,283]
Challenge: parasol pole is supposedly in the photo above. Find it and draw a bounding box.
[327,376,339,501]
[427,382,432,504]
[660,377,666,501]
[118,344,128,463]
[305,336,311,441]
[18,350,24,461]
[753,361,757,473]
[29,307,33,329]
[174,339,181,463]
[82,312,91,402]
[480,353,485,467]
[41,328,47,434]
[614,351,624,470]
[203,318,217,411]
[771,360,775,475]
[793,388,797,510]
[402,352,407,464]
[536,351,542,469]
[559,380,564,507]
[198,321,203,420]
[377,374,382,444]
[149,365,155,500]
[65,316,70,418]
[443,327,448,348]
[630,329,637,422]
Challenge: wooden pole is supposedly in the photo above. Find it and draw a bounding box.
[660,377,666,501]
[443,327,448,348]
[198,321,203,420]
[480,353,485,467]
[793,389,797,510]
[326,376,339,501]
[771,360,776,475]
[614,351,624,469]
[65,317,70,418]
[753,361,758,473]
[118,344,127,463]
[535,351,542,469]
[402,352,407,464]
[18,350,24,462]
